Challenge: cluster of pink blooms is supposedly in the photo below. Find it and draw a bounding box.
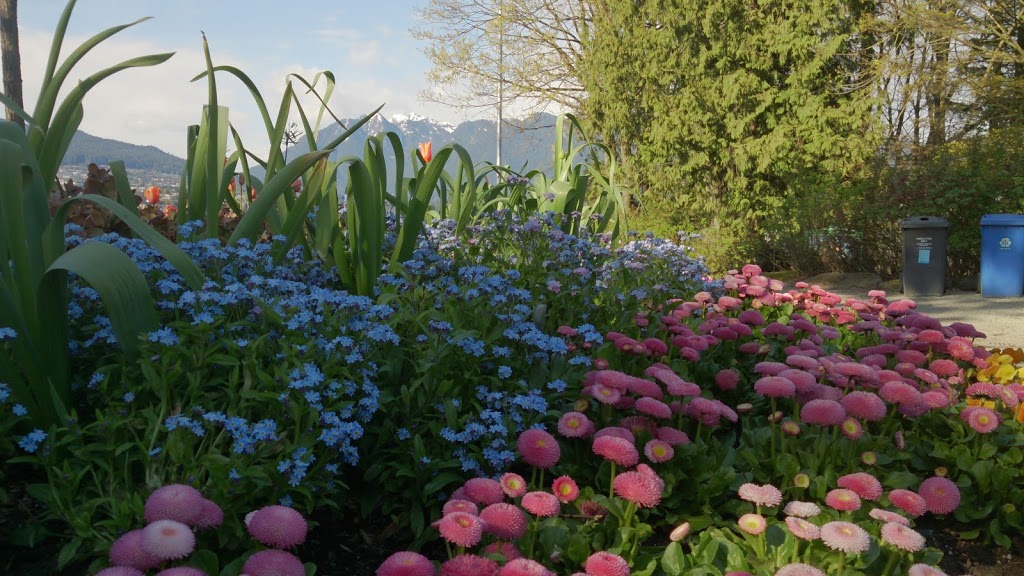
[726,472,957,573]
[377,424,663,575]
[95,484,309,576]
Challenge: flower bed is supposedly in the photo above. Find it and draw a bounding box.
[3,215,1023,575]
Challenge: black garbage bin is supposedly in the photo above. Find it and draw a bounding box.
[901,216,948,297]
[980,214,1024,297]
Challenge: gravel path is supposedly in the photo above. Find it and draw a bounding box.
[790,273,1022,349]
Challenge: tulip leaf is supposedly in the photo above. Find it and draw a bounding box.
[45,241,159,360]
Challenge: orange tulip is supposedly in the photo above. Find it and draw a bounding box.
[227,178,236,193]
[143,186,160,205]
[418,141,432,163]
[163,205,177,218]
[249,187,258,201]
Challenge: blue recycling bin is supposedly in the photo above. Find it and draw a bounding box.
[980,214,1024,297]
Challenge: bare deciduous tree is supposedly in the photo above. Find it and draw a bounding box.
[412,0,592,115]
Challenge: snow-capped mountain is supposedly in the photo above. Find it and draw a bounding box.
[286,111,560,179]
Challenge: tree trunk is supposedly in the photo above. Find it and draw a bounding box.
[0,0,24,128]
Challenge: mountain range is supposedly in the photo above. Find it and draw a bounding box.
[63,112,564,186]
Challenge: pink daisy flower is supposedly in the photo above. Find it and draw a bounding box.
[819,521,871,554]
[594,426,635,443]
[592,435,640,467]
[888,489,928,517]
[737,513,767,535]
[144,484,204,525]
[613,470,663,507]
[96,569,145,576]
[627,378,665,399]
[552,476,580,503]
[480,503,527,540]
[619,415,654,438]
[946,337,976,361]
[517,428,561,469]
[109,529,163,570]
[636,463,666,491]
[839,417,862,440]
[715,369,740,391]
[784,516,820,541]
[246,505,308,548]
[557,412,594,438]
[656,426,690,445]
[754,361,789,376]
[928,359,960,378]
[918,477,960,514]
[754,376,797,398]
[590,384,622,405]
[644,439,674,463]
[737,483,783,507]
[895,349,927,366]
[781,420,802,436]
[193,498,224,530]
[921,390,950,409]
[837,473,883,500]
[483,541,522,562]
[879,381,922,407]
[841,391,887,422]
[908,564,949,576]
[153,569,206,576]
[442,499,479,517]
[244,549,306,576]
[825,489,862,512]
[585,551,630,576]
[500,472,527,498]
[635,397,673,419]
[881,522,926,552]
[800,399,846,426]
[378,545,438,573]
[438,511,484,547]
[962,406,1000,433]
[869,508,910,526]
[784,501,821,517]
[521,491,560,517]
[139,519,195,561]
[463,478,505,505]
[441,554,498,576]
[917,329,945,344]
[775,563,825,576]
[669,522,691,542]
[778,369,817,392]
[595,370,632,389]
[496,558,554,576]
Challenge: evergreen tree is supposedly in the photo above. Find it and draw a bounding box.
[581,0,880,264]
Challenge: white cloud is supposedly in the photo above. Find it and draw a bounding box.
[19,27,258,158]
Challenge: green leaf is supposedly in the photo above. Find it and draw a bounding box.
[661,541,686,574]
[228,151,331,245]
[45,242,158,360]
[57,537,83,569]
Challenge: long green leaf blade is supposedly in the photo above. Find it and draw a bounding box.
[46,242,159,360]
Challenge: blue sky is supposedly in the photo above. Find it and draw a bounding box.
[18,0,478,156]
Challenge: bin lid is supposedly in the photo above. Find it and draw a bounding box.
[981,213,1024,226]
[901,216,949,229]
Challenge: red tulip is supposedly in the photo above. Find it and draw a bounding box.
[143,186,160,205]
[418,141,432,163]
[291,179,302,194]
